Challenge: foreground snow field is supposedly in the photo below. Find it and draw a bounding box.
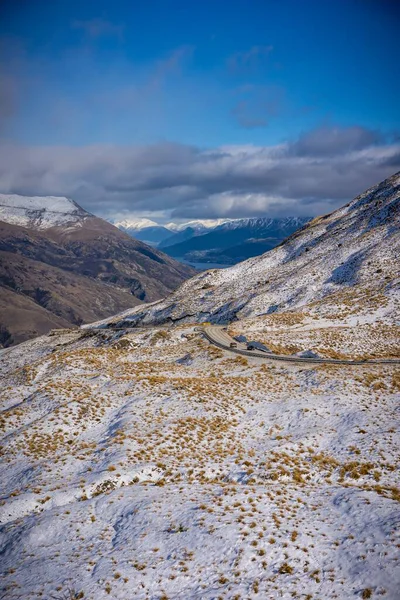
[1,324,399,599]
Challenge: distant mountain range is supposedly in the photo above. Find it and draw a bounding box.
[158,223,211,249]
[113,218,228,248]
[0,195,194,346]
[113,216,311,266]
[117,224,173,246]
[161,217,311,264]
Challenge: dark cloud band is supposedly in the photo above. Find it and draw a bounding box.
[0,125,398,221]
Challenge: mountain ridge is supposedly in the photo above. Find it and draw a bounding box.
[115,224,173,246]
[0,195,194,346]
[113,217,159,230]
[0,193,89,229]
[90,171,400,330]
[160,216,311,263]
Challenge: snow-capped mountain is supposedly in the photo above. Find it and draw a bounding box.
[117,224,173,246]
[0,195,194,346]
[215,216,309,231]
[161,216,311,263]
[114,218,236,251]
[0,193,89,229]
[113,218,174,246]
[114,216,307,259]
[113,217,159,231]
[91,171,400,329]
[165,218,232,232]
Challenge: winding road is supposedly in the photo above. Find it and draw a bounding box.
[43,325,400,366]
[201,325,400,366]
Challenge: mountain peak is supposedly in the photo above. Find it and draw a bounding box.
[165,219,233,231]
[113,217,160,231]
[0,194,195,346]
[0,193,89,230]
[214,216,311,231]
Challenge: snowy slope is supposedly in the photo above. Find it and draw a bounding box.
[1,173,399,600]
[1,324,399,599]
[0,193,89,229]
[91,171,400,329]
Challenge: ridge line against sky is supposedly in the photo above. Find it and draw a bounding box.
[0,0,399,223]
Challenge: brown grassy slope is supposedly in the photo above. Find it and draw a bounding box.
[0,217,195,346]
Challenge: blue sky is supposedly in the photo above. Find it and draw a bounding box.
[0,0,399,221]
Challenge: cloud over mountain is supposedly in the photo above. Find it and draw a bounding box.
[0,125,398,221]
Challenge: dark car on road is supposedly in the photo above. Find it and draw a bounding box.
[246,341,271,353]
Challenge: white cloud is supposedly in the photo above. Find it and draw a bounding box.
[0,126,398,221]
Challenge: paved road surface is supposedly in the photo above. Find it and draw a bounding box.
[47,325,400,366]
[202,325,400,366]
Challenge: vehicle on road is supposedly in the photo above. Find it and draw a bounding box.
[202,325,400,366]
[246,341,271,353]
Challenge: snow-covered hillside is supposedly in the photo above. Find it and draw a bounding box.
[1,323,399,599]
[92,172,400,329]
[0,193,89,229]
[1,172,399,600]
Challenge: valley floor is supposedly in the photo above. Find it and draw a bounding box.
[0,325,399,599]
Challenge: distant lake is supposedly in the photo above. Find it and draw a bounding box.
[176,257,230,270]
